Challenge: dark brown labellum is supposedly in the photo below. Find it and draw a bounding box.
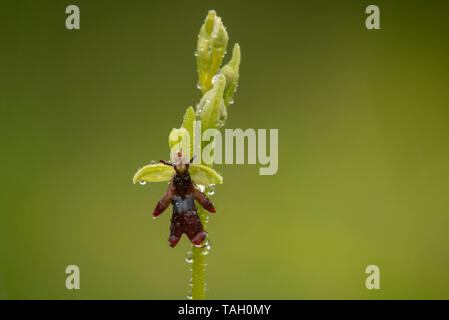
[153,152,215,247]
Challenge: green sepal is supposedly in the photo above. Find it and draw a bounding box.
[132,163,175,184]
[190,164,223,186]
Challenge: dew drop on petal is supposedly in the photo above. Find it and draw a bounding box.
[207,185,215,196]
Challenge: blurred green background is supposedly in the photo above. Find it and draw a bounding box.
[1,0,448,299]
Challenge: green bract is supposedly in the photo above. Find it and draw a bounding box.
[219,43,241,107]
[181,106,196,159]
[196,73,226,132]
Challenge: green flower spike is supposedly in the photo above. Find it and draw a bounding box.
[133,10,241,300]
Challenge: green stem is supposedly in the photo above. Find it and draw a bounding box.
[190,201,210,299]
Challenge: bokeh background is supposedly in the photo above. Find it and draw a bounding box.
[1,0,448,299]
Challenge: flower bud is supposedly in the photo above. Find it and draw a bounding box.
[196,10,229,94]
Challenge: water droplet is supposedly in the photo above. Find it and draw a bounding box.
[228,99,234,105]
[152,216,156,220]
[207,185,215,196]
[139,181,147,185]
[187,295,192,300]
[194,51,198,57]
[204,240,211,251]
[202,248,210,256]
[196,83,202,90]
[218,119,226,128]
[200,240,211,255]
[211,75,217,84]
[150,160,157,165]
[185,251,193,263]
[198,185,206,192]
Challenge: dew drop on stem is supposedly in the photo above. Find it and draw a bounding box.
[185,251,193,263]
